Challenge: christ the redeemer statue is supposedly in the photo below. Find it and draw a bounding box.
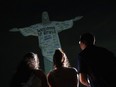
[10,11,83,74]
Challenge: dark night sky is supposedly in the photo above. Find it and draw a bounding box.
[0,0,116,87]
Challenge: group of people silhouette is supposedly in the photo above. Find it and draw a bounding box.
[10,32,116,87]
[10,48,79,87]
[9,11,116,87]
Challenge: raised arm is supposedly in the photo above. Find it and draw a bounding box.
[9,25,38,36]
[72,16,83,22]
[55,16,83,32]
[9,28,19,32]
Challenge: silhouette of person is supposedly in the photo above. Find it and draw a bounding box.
[47,48,79,87]
[9,11,83,74]
[10,52,49,87]
[76,32,116,87]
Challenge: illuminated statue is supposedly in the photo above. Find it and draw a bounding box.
[9,11,83,73]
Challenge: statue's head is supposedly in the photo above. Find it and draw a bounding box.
[42,11,50,24]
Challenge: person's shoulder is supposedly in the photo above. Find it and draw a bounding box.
[97,46,114,54]
[95,45,108,51]
[67,67,78,73]
[96,45,107,50]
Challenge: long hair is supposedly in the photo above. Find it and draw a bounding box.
[53,48,70,68]
[17,52,39,71]
[10,52,40,87]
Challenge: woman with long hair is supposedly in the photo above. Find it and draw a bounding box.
[10,52,49,87]
[47,48,79,87]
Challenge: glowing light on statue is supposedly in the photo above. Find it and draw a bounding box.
[9,11,83,73]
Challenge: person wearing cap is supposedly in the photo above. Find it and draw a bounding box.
[76,32,116,87]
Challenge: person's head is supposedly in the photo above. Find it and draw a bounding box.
[53,48,70,68]
[24,52,39,70]
[42,11,50,24]
[79,32,96,50]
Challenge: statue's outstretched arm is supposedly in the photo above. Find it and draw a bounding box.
[9,28,19,32]
[73,16,83,22]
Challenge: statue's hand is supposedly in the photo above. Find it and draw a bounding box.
[9,28,19,32]
[73,16,83,21]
